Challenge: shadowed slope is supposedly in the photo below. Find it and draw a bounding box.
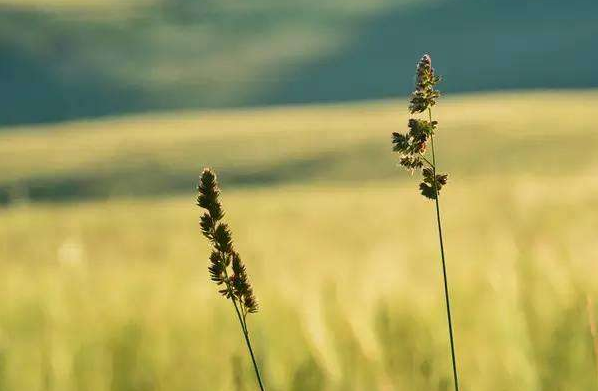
[1,0,597,126]
[262,0,598,104]
[0,90,597,203]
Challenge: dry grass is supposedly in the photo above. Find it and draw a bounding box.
[1,174,597,390]
[1,91,598,390]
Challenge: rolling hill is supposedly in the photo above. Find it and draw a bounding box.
[1,90,597,203]
[1,0,597,125]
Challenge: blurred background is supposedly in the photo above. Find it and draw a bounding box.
[1,0,598,390]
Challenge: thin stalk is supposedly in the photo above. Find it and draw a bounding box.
[429,108,460,391]
[223,264,265,391]
[420,154,435,168]
[231,298,266,391]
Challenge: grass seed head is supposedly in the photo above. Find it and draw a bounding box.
[393,54,448,199]
[197,168,259,315]
[409,54,441,114]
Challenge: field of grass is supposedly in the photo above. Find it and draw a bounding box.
[3,90,598,202]
[1,91,598,390]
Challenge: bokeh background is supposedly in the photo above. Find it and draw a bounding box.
[1,0,598,390]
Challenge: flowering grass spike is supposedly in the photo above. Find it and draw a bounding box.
[393,54,448,199]
[392,54,461,391]
[197,168,264,391]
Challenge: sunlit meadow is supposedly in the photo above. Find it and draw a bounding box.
[1,91,598,391]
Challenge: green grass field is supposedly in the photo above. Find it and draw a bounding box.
[1,91,598,390]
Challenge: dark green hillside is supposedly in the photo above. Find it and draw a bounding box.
[0,0,597,126]
[265,0,598,103]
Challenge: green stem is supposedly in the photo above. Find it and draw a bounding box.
[231,299,266,391]
[221,255,265,391]
[429,108,460,391]
[420,154,435,168]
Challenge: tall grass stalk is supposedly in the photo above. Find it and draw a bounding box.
[587,294,598,386]
[429,107,460,391]
[197,168,265,391]
[392,54,460,391]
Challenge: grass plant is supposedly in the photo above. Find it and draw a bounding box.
[392,54,460,391]
[197,168,265,391]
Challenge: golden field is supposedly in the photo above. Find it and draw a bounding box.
[1,91,598,390]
